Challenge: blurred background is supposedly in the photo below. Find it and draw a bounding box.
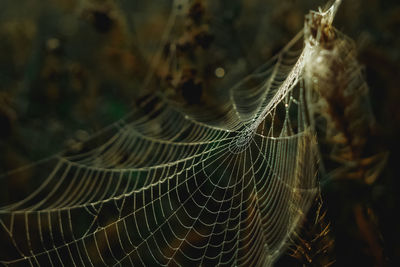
[0,0,399,266]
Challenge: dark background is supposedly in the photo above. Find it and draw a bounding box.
[0,0,399,266]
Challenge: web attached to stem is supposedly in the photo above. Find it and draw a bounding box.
[0,1,347,266]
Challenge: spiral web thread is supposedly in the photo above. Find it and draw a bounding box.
[0,1,344,266]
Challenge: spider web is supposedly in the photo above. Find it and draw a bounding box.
[0,1,346,266]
